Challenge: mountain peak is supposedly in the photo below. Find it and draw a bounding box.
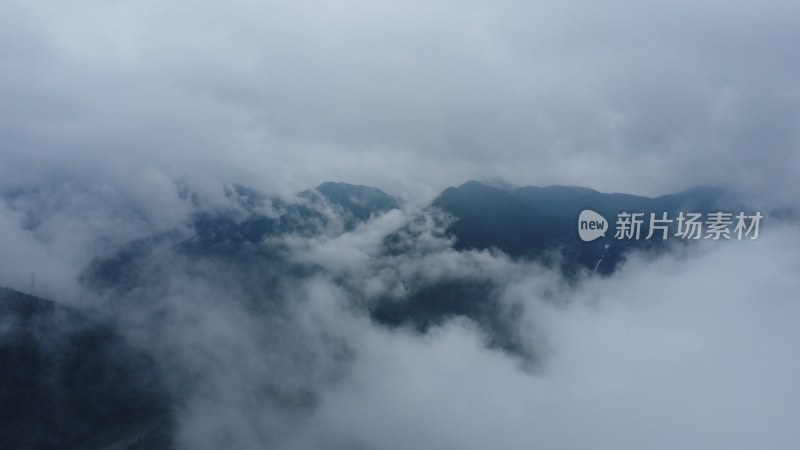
[314,181,391,196]
[457,180,496,190]
[308,181,400,221]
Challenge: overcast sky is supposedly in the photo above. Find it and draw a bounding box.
[2,0,799,202]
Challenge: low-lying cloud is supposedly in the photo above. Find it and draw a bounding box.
[12,185,785,449]
[289,223,800,450]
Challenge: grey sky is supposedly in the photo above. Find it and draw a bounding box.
[1,0,799,202]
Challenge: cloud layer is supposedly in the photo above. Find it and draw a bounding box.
[55,192,798,449]
[290,223,800,450]
[2,0,799,200]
